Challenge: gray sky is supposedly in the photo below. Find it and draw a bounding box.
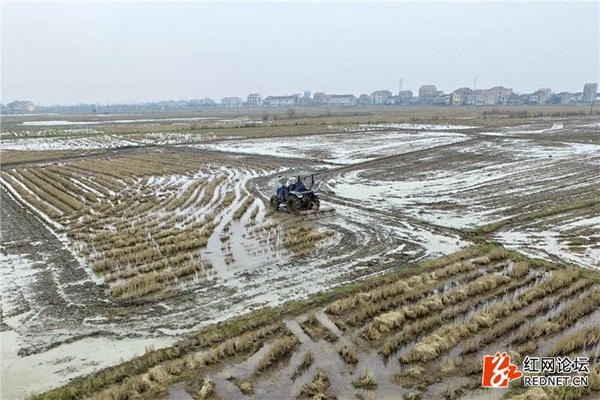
[2,1,599,105]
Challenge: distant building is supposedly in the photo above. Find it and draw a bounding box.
[498,89,514,105]
[7,100,35,113]
[582,83,598,102]
[486,86,514,105]
[519,93,531,104]
[526,89,550,105]
[508,93,522,105]
[450,87,473,106]
[537,88,551,104]
[551,92,574,104]
[221,97,242,107]
[432,93,450,106]
[370,90,392,105]
[466,89,493,106]
[312,92,327,105]
[418,85,438,105]
[358,94,371,106]
[397,90,413,105]
[247,93,262,107]
[300,96,315,107]
[528,93,541,104]
[325,94,357,107]
[263,95,300,107]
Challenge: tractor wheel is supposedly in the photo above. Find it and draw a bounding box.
[286,194,302,214]
[311,196,321,210]
[270,195,280,211]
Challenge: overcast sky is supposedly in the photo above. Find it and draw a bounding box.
[2,1,599,105]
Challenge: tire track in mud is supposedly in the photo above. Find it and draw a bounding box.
[0,127,401,169]
[0,186,110,348]
[315,137,483,178]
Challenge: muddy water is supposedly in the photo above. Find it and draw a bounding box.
[1,166,466,398]
[9,118,597,397]
[0,186,177,398]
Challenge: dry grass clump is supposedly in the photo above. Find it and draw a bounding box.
[400,302,513,363]
[370,279,415,303]
[301,370,334,400]
[346,263,496,330]
[510,261,530,278]
[517,268,579,305]
[45,160,248,299]
[513,288,600,346]
[352,370,377,390]
[379,314,442,358]
[192,311,281,348]
[283,222,335,255]
[233,195,255,220]
[514,321,561,343]
[238,381,254,396]
[435,262,476,279]
[548,325,600,357]
[439,359,460,375]
[166,179,205,211]
[345,275,437,327]
[90,363,162,399]
[339,344,359,364]
[249,205,259,221]
[300,312,338,343]
[403,393,423,400]
[19,169,86,212]
[1,172,64,219]
[325,256,474,319]
[487,248,510,261]
[148,364,171,383]
[35,167,98,202]
[589,363,600,392]
[466,275,511,296]
[442,385,463,400]
[201,175,227,205]
[515,288,600,344]
[363,274,509,342]
[553,289,600,327]
[255,334,300,373]
[326,295,361,316]
[419,245,487,270]
[472,257,490,266]
[402,365,424,379]
[364,295,442,340]
[203,322,283,365]
[380,266,540,357]
[111,272,164,299]
[198,377,215,399]
[292,351,314,381]
[461,311,530,355]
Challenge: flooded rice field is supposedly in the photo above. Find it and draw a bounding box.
[1,114,599,398]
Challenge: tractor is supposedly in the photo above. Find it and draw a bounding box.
[270,174,321,215]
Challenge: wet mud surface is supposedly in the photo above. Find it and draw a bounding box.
[1,115,599,398]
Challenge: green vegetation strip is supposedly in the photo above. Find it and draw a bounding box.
[472,198,600,236]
